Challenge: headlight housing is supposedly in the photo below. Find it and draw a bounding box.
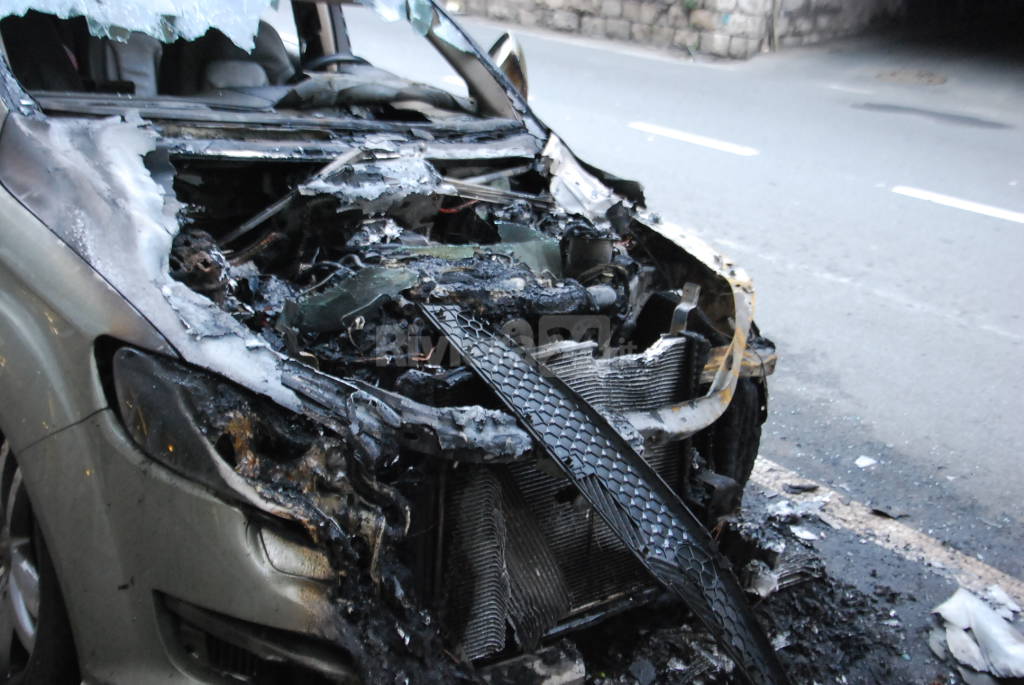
[111,347,324,520]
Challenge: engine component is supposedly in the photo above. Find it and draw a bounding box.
[559,217,614,281]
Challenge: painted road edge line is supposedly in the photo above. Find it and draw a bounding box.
[751,457,1024,605]
[628,121,760,157]
[892,185,1024,225]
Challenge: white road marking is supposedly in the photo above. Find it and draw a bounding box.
[752,458,1024,604]
[826,83,874,95]
[628,121,760,157]
[715,237,1024,343]
[892,185,1024,225]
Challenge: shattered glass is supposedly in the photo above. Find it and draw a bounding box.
[359,0,474,52]
[406,0,432,35]
[363,0,406,23]
[0,0,275,49]
[0,0,476,55]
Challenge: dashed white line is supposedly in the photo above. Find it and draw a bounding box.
[628,121,760,157]
[714,236,1024,343]
[892,185,1024,225]
[825,83,874,95]
[752,458,1024,604]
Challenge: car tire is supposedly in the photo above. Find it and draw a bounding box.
[0,440,79,684]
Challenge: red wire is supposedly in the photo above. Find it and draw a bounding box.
[438,200,479,214]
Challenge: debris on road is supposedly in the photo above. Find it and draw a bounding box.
[869,505,909,520]
[753,458,1024,611]
[560,487,920,683]
[789,525,819,541]
[855,456,878,469]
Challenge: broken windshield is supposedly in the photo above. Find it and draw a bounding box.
[0,0,517,124]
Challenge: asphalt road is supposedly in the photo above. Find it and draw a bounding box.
[348,10,1024,584]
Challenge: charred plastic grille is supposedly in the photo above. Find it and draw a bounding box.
[440,333,702,660]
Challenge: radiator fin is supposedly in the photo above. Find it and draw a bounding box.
[496,468,572,649]
[535,336,692,412]
[442,467,509,660]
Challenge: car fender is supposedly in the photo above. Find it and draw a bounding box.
[0,182,172,452]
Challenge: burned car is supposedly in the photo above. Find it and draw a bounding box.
[0,1,782,683]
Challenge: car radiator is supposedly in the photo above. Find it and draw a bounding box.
[426,305,787,684]
[441,335,703,660]
[534,335,704,413]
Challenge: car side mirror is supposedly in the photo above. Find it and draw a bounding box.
[488,32,528,99]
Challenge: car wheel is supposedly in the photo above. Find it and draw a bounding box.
[0,439,79,684]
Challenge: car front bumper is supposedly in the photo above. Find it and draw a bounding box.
[19,409,352,684]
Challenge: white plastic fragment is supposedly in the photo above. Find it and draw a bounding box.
[854,456,877,468]
[541,135,617,221]
[766,498,824,522]
[771,631,791,651]
[666,657,688,672]
[743,560,779,599]
[927,626,947,660]
[944,625,988,672]
[956,666,1000,685]
[790,525,819,541]
[934,587,1024,677]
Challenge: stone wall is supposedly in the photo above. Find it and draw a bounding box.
[774,0,906,49]
[458,0,907,58]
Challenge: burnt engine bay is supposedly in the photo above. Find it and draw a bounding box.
[160,123,780,683]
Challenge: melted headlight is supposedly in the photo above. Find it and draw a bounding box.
[111,347,327,519]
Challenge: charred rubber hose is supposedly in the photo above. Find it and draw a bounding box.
[421,305,789,685]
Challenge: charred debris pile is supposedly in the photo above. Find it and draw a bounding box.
[163,126,780,683]
[566,490,918,685]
